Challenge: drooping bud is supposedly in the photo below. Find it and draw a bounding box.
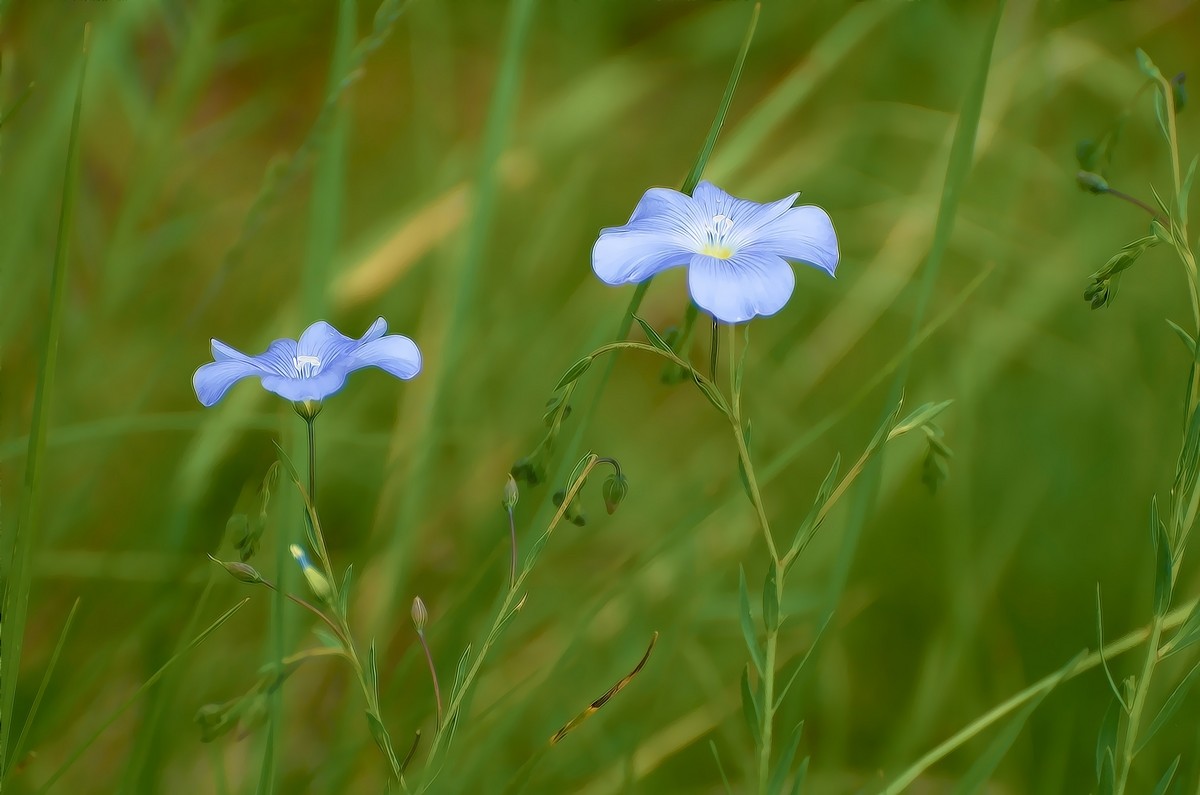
[290,544,332,602]
[1076,170,1110,194]
[411,596,429,633]
[602,473,630,515]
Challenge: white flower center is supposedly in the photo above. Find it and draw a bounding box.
[293,354,323,378]
[700,214,736,259]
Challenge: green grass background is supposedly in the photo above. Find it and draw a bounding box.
[3,0,1200,792]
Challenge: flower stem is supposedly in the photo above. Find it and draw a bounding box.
[1114,613,1164,795]
[507,507,518,591]
[306,416,317,506]
[710,316,720,381]
[417,630,443,730]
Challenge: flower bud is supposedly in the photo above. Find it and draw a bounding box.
[1076,170,1110,194]
[503,475,519,512]
[602,473,630,515]
[411,596,428,632]
[290,544,332,602]
[209,554,263,585]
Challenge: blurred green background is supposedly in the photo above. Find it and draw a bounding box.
[4,0,1200,792]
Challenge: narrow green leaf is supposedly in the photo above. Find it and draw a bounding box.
[762,564,780,634]
[8,599,80,779]
[1162,599,1200,658]
[1151,756,1181,795]
[554,356,594,392]
[365,711,400,772]
[633,315,673,354]
[368,641,380,700]
[1179,155,1198,222]
[787,757,810,795]
[708,740,735,795]
[738,566,765,676]
[2,24,91,775]
[1136,48,1163,80]
[313,627,343,651]
[338,564,354,619]
[1152,497,1173,616]
[737,421,753,502]
[35,600,248,792]
[1135,656,1200,754]
[1166,318,1197,357]
[786,454,841,567]
[951,651,1082,795]
[889,400,954,438]
[768,721,804,795]
[451,644,472,701]
[1096,586,1129,712]
[1098,747,1115,795]
[775,612,832,710]
[692,369,730,415]
[1095,696,1120,783]
[740,664,762,748]
[680,2,760,193]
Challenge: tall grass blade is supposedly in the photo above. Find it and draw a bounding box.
[0,23,90,779]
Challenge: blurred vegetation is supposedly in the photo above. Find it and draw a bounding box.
[3,0,1200,792]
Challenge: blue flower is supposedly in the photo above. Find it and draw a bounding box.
[193,318,421,407]
[591,181,839,323]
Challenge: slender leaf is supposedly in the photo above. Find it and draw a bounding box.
[950,651,1081,795]
[1095,696,1120,783]
[768,721,804,795]
[36,600,248,792]
[1,25,90,777]
[709,740,734,795]
[763,564,780,634]
[740,664,762,748]
[1096,585,1129,712]
[1151,756,1181,795]
[8,599,80,779]
[680,2,760,192]
[633,315,673,354]
[787,757,810,795]
[1179,155,1198,222]
[1166,318,1197,357]
[1162,599,1200,658]
[1152,497,1173,616]
[554,356,594,392]
[1135,656,1200,754]
[738,566,765,675]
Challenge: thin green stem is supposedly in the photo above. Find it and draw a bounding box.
[307,417,317,509]
[710,316,720,381]
[1115,613,1164,794]
[507,507,518,591]
[880,598,1196,794]
[417,630,443,730]
[420,456,600,780]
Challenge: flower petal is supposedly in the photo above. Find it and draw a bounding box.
[193,360,265,407]
[688,252,796,324]
[592,186,707,284]
[750,205,839,276]
[297,320,361,364]
[592,228,693,284]
[627,187,691,223]
[347,334,422,380]
[260,369,350,402]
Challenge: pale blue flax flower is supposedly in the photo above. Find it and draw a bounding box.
[193,317,421,407]
[591,181,839,323]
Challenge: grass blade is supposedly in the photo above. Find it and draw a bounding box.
[0,23,90,778]
[34,599,248,793]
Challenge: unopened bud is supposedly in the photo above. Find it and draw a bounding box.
[290,544,332,602]
[411,596,428,632]
[209,554,263,585]
[602,473,630,515]
[503,475,519,511]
